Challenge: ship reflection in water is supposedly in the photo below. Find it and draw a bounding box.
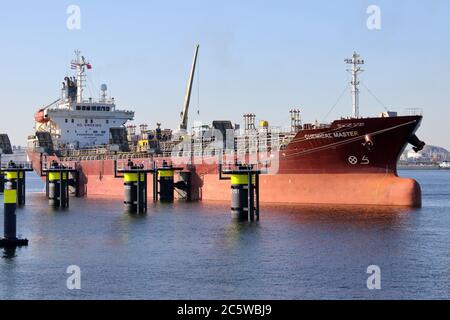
[0,170,449,299]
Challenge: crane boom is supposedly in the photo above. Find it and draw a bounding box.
[178,44,199,132]
[42,98,61,111]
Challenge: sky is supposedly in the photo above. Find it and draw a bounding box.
[0,0,449,149]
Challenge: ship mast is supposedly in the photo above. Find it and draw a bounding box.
[71,50,91,103]
[345,52,364,118]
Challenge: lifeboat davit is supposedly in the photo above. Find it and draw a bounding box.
[34,109,49,123]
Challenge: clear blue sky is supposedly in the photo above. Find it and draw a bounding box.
[0,0,449,149]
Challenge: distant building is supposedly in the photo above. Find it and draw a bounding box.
[407,150,423,160]
[401,144,449,163]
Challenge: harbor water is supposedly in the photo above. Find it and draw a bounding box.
[0,170,449,300]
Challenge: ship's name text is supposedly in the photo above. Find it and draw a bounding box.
[304,131,359,140]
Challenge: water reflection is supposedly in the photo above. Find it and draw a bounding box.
[263,203,416,228]
[2,247,17,259]
[224,220,262,249]
[0,170,447,299]
[108,211,148,245]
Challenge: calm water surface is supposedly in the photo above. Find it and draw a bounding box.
[0,170,449,299]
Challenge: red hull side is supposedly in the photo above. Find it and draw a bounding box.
[28,116,423,207]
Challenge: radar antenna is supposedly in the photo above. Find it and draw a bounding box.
[100,84,108,102]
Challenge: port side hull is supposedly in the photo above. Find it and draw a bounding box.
[27,116,423,207]
[27,155,422,207]
[30,170,420,207]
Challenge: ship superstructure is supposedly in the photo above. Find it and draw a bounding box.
[28,51,134,151]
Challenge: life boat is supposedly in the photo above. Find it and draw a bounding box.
[34,109,49,123]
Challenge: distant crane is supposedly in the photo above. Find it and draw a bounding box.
[176,44,200,136]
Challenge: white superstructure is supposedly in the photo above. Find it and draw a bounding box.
[30,51,134,150]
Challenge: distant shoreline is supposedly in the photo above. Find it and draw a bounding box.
[398,165,444,170]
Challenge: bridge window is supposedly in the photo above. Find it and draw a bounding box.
[106,107,110,111]
[90,119,93,124]
[82,106,86,111]
[106,120,109,124]
[87,106,91,111]
[65,119,68,123]
[76,106,81,111]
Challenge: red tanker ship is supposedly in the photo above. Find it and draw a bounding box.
[27,49,426,207]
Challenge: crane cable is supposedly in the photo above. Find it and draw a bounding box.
[361,81,389,112]
[322,84,350,122]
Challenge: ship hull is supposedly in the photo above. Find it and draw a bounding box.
[28,116,424,207]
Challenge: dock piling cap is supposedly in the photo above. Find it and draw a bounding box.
[1,161,34,175]
[4,189,17,204]
[5,171,18,180]
[2,167,33,180]
[158,168,174,177]
[231,174,249,185]
[43,165,78,178]
[124,172,146,182]
[48,172,69,181]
